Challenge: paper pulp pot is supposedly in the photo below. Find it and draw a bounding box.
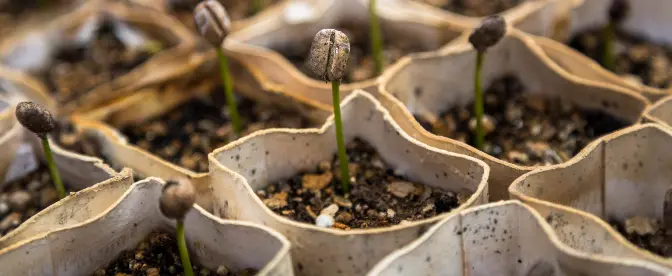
[208,90,490,276]
[375,28,649,201]
[223,0,465,111]
[0,0,206,116]
[534,0,672,102]
[510,123,672,268]
[0,177,294,275]
[368,200,671,276]
[643,95,672,128]
[0,98,21,184]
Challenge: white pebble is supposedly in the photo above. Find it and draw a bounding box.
[315,214,335,228]
[320,204,339,216]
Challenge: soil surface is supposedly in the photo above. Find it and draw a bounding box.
[610,216,672,258]
[53,119,108,163]
[92,231,257,276]
[415,0,522,17]
[121,86,313,173]
[256,138,466,230]
[0,165,68,236]
[569,27,672,89]
[279,23,422,83]
[43,16,162,104]
[414,75,629,166]
[170,0,281,30]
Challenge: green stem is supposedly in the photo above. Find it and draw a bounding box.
[474,51,485,150]
[177,220,194,276]
[332,80,350,194]
[369,0,384,76]
[217,48,242,137]
[251,0,264,15]
[602,22,615,71]
[42,137,66,199]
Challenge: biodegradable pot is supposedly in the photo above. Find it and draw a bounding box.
[0,98,22,184]
[643,95,672,128]
[0,0,207,116]
[0,168,133,249]
[0,177,294,275]
[208,90,490,276]
[375,28,649,201]
[407,0,583,39]
[534,0,672,102]
[510,123,672,268]
[223,0,465,111]
[368,200,671,276]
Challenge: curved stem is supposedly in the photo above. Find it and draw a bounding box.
[602,22,615,71]
[42,137,65,199]
[332,80,350,194]
[369,0,384,76]
[217,48,242,137]
[474,51,485,150]
[177,220,194,276]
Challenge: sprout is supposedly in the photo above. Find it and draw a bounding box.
[468,15,506,150]
[160,178,197,276]
[194,0,242,137]
[369,0,384,76]
[602,0,630,70]
[307,29,351,193]
[15,102,66,199]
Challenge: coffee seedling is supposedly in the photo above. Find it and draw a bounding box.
[603,0,629,70]
[468,15,506,150]
[194,0,242,136]
[15,102,66,199]
[306,29,351,193]
[369,0,384,76]
[160,178,197,276]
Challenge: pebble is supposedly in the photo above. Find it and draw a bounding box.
[468,115,496,135]
[320,204,339,216]
[506,151,529,164]
[625,216,658,236]
[0,202,8,216]
[263,198,287,210]
[386,181,417,198]
[335,212,353,224]
[217,265,230,276]
[333,195,353,209]
[421,204,435,214]
[387,209,396,218]
[8,191,31,212]
[315,214,335,228]
[302,172,333,190]
[146,268,159,276]
[0,212,21,232]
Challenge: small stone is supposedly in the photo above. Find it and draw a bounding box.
[318,161,331,172]
[387,181,417,198]
[217,265,229,276]
[200,268,211,276]
[0,202,8,216]
[0,212,21,231]
[263,198,287,210]
[366,209,378,218]
[399,220,412,225]
[525,141,550,158]
[9,191,31,212]
[507,151,529,164]
[335,212,353,224]
[422,204,435,214]
[146,268,159,276]
[468,115,496,135]
[135,251,144,260]
[628,45,649,63]
[315,214,335,228]
[302,172,333,190]
[625,216,658,236]
[333,195,353,209]
[320,204,339,216]
[386,209,396,218]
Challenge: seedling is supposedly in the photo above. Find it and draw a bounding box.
[603,0,629,70]
[468,15,506,150]
[306,29,351,193]
[369,0,384,76]
[194,0,242,137]
[15,102,66,199]
[160,178,197,276]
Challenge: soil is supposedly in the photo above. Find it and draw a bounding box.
[414,75,629,166]
[0,0,66,36]
[170,0,281,30]
[121,86,314,173]
[53,119,108,163]
[256,138,466,230]
[92,231,257,276]
[0,165,69,236]
[569,27,672,89]
[43,16,163,104]
[414,0,522,17]
[279,23,422,83]
[610,217,672,258]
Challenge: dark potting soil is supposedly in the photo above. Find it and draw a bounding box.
[0,165,69,236]
[53,119,108,163]
[257,138,466,230]
[414,75,629,166]
[121,86,314,173]
[280,24,421,83]
[92,231,257,276]
[43,16,163,104]
[170,0,280,30]
[414,0,522,17]
[569,27,672,89]
[610,217,672,258]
